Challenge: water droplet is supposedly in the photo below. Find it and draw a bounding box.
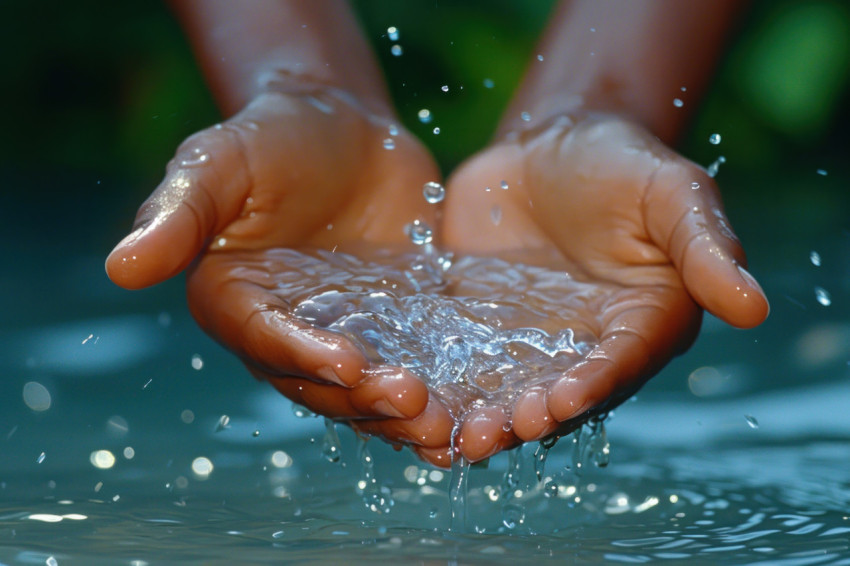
[707,156,726,178]
[520,111,531,122]
[681,86,687,92]
[815,286,832,306]
[180,147,210,167]
[46,556,58,566]
[816,169,828,176]
[23,381,51,412]
[536,54,544,61]
[432,127,441,135]
[388,124,398,136]
[190,354,203,370]
[441,85,449,92]
[500,180,509,190]
[745,415,759,429]
[405,220,433,245]
[543,480,559,498]
[387,26,399,41]
[37,452,45,464]
[180,409,194,424]
[590,27,596,32]
[422,181,446,204]
[483,78,494,89]
[390,44,403,57]
[810,251,822,267]
[292,404,315,419]
[673,98,684,108]
[417,108,432,123]
[252,429,260,437]
[382,138,395,150]
[215,415,230,432]
[490,205,502,226]
[709,133,722,145]
[690,181,700,190]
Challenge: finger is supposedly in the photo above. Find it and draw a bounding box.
[354,397,454,448]
[106,119,255,290]
[265,375,368,419]
[511,386,560,442]
[188,256,368,386]
[645,161,769,328]
[350,367,430,419]
[547,288,699,421]
[411,445,453,469]
[457,406,518,462]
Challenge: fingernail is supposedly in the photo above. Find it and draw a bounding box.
[113,226,146,251]
[370,398,407,418]
[737,265,765,294]
[315,366,347,387]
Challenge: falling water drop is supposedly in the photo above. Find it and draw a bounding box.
[405,220,433,245]
[815,287,832,306]
[745,415,759,429]
[322,418,342,463]
[707,156,726,178]
[483,78,495,89]
[441,85,449,93]
[387,26,399,41]
[709,133,722,145]
[520,111,531,122]
[433,127,441,135]
[390,45,403,57]
[449,456,470,532]
[810,251,822,267]
[417,108,432,123]
[673,98,684,108]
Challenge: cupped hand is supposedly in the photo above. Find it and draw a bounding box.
[106,89,458,454]
[440,113,769,463]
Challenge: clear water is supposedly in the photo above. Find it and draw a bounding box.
[3,185,850,564]
[277,247,596,412]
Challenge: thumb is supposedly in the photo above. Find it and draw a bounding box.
[105,121,253,290]
[645,160,769,328]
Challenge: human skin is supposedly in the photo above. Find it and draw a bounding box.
[106,0,768,467]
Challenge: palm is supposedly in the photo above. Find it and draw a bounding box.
[439,114,767,460]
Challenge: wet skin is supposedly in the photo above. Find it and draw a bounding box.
[107,90,768,467]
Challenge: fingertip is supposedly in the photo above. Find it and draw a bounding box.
[511,388,558,441]
[458,406,514,462]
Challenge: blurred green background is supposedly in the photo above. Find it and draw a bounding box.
[1,0,848,280]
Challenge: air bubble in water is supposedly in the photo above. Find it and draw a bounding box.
[707,156,726,178]
[387,26,399,41]
[745,415,759,429]
[382,138,395,150]
[390,45,403,57]
[815,287,831,306]
[520,111,531,122]
[417,108,432,123]
[405,220,433,245]
[810,251,821,267]
[423,181,445,204]
[709,133,722,145]
[673,98,684,108]
[502,503,525,530]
